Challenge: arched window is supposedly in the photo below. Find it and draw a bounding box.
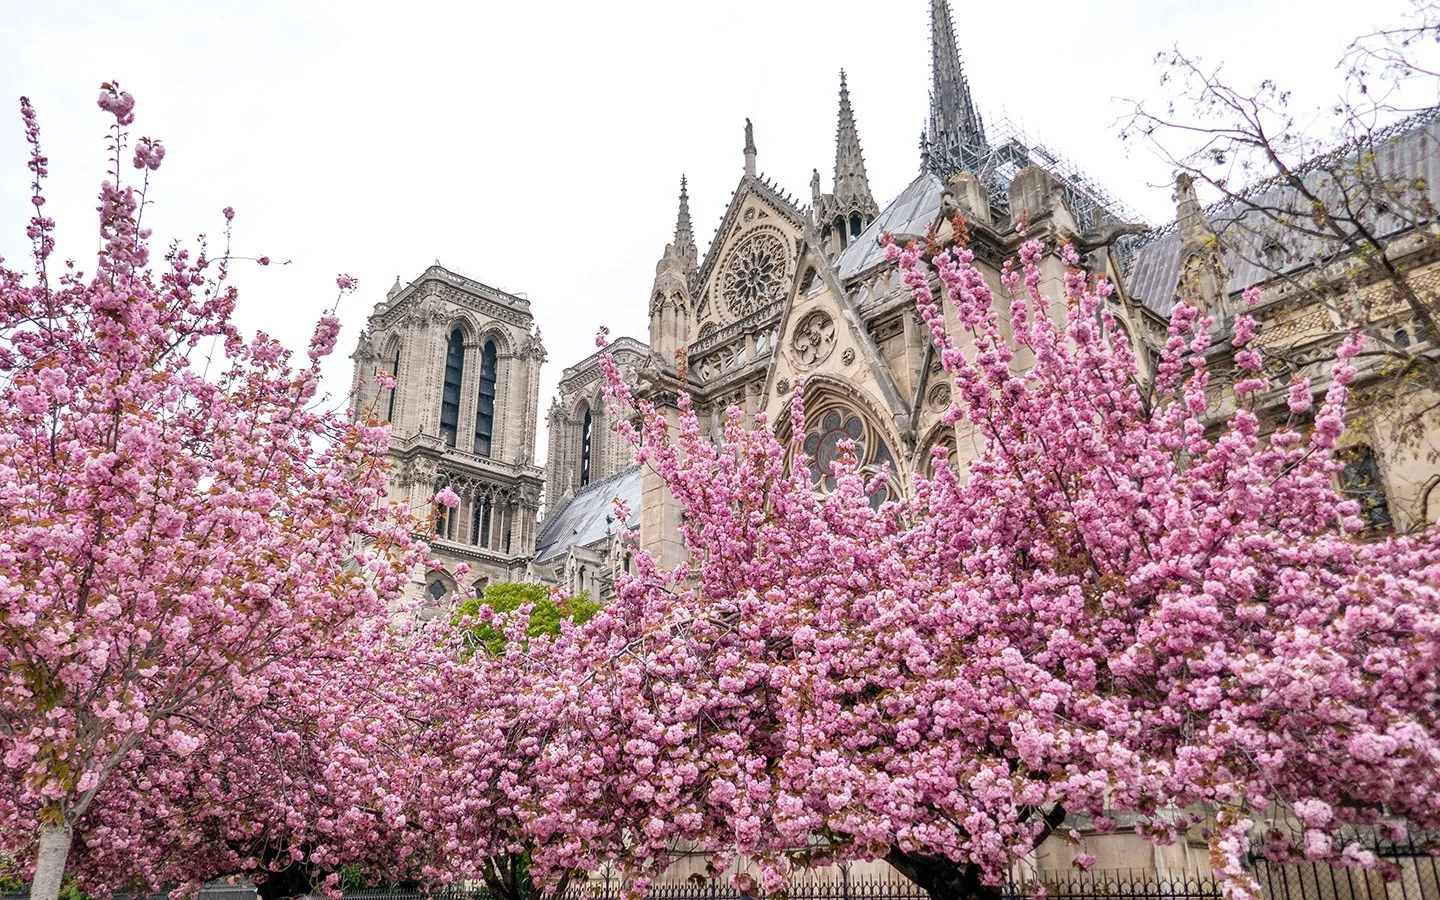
[580,406,594,488]
[474,340,498,456]
[834,216,847,248]
[426,579,450,605]
[1339,445,1392,532]
[924,431,959,478]
[385,346,401,422]
[801,406,896,509]
[439,328,464,447]
[471,495,492,548]
[850,212,864,240]
[435,501,449,538]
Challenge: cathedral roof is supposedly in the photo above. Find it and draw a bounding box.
[1125,111,1440,319]
[831,171,945,283]
[534,464,643,563]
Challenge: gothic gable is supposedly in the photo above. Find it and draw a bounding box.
[693,176,807,331]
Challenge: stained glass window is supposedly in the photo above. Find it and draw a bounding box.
[801,406,895,509]
[439,329,464,447]
[385,347,400,422]
[474,340,497,456]
[580,407,593,487]
[1340,445,1392,532]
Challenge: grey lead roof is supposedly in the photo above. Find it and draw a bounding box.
[831,172,945,283]
[1125,112,1440,319]
[534,465,643,563]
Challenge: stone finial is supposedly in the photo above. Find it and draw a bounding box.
[1173,173,1229,315]
[833,70,878,222]
[672,176,698,278]
[387,276,404,300]
[949,171,991,225]
[744,118,757,178]
[1007,165,1075,234]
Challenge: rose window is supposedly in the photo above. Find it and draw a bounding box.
[802,407,896,508]
[722,231,789,317]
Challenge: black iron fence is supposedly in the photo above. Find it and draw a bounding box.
[8,839,1438,900]
[1249,830,1440,900]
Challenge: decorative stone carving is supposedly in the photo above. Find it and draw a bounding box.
[777,378,791,395]
[841,347,855,366]
[791,310,837,368]
[927,381,952,411]
[721,229,790,318]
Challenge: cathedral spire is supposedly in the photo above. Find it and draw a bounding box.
[925,0,986,176]
[833,71,877,217]
[672,176,698,276]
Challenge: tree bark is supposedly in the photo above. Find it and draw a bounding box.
[884,849,1002,900]
[29,822,74,900]
[254,864,317,900]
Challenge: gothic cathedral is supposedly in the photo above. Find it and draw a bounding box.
[350,0,1440,614]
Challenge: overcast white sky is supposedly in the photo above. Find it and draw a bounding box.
[0,0,1420,465]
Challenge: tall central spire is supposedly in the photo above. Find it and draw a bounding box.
[924,0,986,176]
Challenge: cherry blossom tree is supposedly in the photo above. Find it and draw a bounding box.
[0,87,423,900]
[573,235,1440,900]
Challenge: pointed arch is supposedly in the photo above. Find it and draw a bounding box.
[440,328,465,446]
[474,339,498,456]
[579,402,594,488]
[914,419,960,477]
[776,376,906,506]
[379,335,403,423]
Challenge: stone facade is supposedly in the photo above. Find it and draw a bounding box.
[348,0,1439,884]
[350,263,546,608]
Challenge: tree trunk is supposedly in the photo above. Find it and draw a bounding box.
[29,822,74,900]
[254,864,317,900]
[884,849,1003,900]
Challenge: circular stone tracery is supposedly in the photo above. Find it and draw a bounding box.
[801,407,896,509]
[722,230,790,318]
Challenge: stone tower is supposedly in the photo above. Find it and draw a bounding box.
[350,263,546,606]
[650,178,699,365]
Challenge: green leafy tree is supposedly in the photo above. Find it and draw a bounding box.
[455,582,600,656]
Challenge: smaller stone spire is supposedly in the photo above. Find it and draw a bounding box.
[1173,173,1230,315]
[832,70,878,220]
[672,176,698,276]
[744,118,757,178]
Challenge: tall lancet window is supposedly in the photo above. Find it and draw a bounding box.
[385,347,401,422]
[439,329,464,446]
[580,407,593,488]
[474,340,498,456]
[472,494,492,548]
[850,212,863,240]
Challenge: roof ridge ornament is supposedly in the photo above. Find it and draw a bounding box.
[744,118,757,178]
